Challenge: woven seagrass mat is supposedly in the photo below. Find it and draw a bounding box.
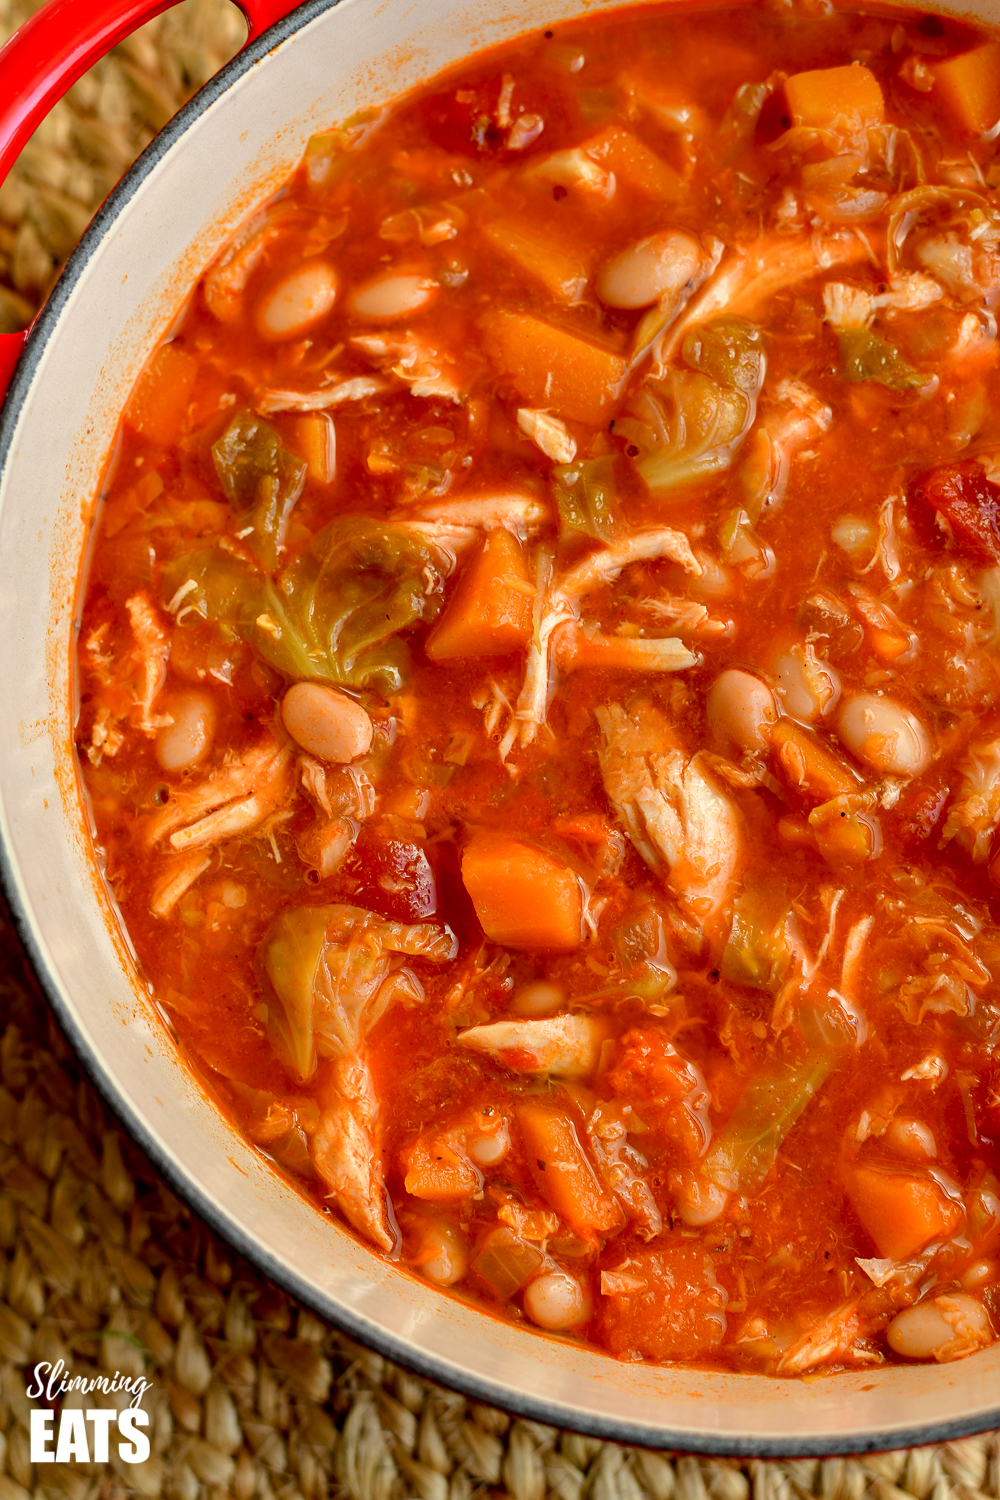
[1,2,1000,1494]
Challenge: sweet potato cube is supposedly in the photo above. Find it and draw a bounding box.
[517,1099,624,1236]
[929,42,1000,133]
[583,125,682,199]
[784,65,884,131]
[461,833,583,950]
[426,529,533,661]
[125,343,198,447]
[480,309,627,426]
[483,219,589,303]
[846,1165,964,1261]
[290,413,336,484]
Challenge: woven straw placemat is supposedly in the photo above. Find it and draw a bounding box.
[1,3,999,1494]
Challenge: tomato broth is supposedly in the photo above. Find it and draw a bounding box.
[76,0,1000,1372]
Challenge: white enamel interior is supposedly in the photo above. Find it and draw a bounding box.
[2,0,1000,1450]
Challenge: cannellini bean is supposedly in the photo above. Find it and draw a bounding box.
[255,261,338,341]
[774,649,840,721]
[281,683,373,764]
[511,980,566,1016]
[596,230,703,310]
[418,1220,469,1287]
[706,669,778,758]
[351,272,436,320]
[689,550,734,601]
[523,1271,588,1330]
[155,692,216,773]
[832,515,876,556]
[886,1293,991,1361]
[669,1167,728,1226]
[837,693,932,776]
[467,1117,511,1166]
[885,1117,936,1161]
[961,1259,997,1291]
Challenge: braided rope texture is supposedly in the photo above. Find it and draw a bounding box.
[0,0,999,1489]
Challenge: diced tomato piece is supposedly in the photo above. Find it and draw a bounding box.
[599,1243,728,1362]
[911,460,1000,565]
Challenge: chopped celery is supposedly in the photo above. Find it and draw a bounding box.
[552,455,622,541]
[721,882,797,992]
[682,317,766,395]
[162,518,451,692]
[702,1055,833,1193]
[836,328,925,392]
[472,1227,545,1298]
[715,81,773,163]
[212,410,306,572]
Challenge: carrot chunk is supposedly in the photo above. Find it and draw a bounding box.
[125,343,199,448]
[426,530,533,660]
[771,719,859,801]
[461,833,582,950]
[480,309,628,425]
[290,413,336,484]
[516,1099,624,1236]
[583,125,682,200]
[784,65,884,131]
[846,1165,964,1261]
[929,42,1000,134]
[483,219,589,303]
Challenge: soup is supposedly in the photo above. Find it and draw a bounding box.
[75,0,1000,1372]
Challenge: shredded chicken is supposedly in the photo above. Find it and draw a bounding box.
[456,1014,607,1080]
[596,700,741,948]
[126,593,172,735]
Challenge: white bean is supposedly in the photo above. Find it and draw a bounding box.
[511,980,565,1016]
[255,261,338,341]
[467,1118,511,1166]
[884,1117,936,1161]
[837,693,932,776]
[596,230,703,310]
[523,1271,588,1330]
[155,692,216,773]
[706,669,777,758]
[886,1293,990,1361]
[774,649,840,722]
[832,515,876,556]
[670,1167,728,1226]
[419,1221,469,1287]
[351,272,436,320]
[961,1259,997,1292]
[281,682,373,764]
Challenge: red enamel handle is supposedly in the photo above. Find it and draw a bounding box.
[0,0,303,404]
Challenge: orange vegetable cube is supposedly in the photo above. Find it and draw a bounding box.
[426,530,533,661]
[771,719,859,801]
[125,343,199,447]
[846,1165,964,1261]
[516,1099,624,1237]
[480,309,628,426]
[784,65,885,132]
[483,218,589,303]
[290,413,336,484]
[400,1129,481,1202]
[929,42,1000,134]
[461,833,583,950]
[583,125,682,200]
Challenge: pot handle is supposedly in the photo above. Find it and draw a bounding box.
[0,0,303,404]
